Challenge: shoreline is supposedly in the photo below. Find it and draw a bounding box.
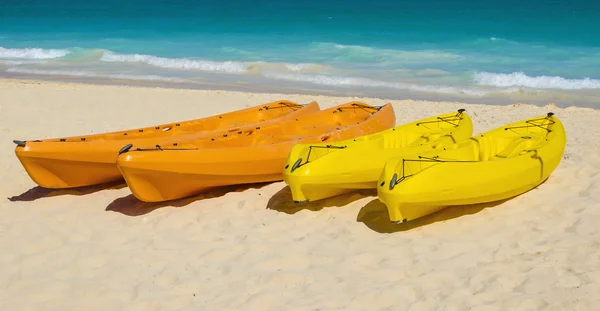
[3,73,600,110]
[1,77,599,310]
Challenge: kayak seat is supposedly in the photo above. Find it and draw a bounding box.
[492,136,544,159]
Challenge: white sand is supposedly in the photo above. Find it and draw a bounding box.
[1,78,599,310]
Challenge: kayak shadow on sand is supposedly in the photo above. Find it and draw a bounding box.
[7,181,127,202]
[356,198,511,233]
[266,186,376,214]
[106,182,273,216]
[357,179,549,233]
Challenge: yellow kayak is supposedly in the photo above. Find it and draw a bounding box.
[377,112,566,223]
[283,109,473,202]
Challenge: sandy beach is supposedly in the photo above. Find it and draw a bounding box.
[1,78,599,310]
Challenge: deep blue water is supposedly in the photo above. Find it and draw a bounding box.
[2,0,600,107]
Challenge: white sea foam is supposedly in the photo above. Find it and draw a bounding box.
[284,63,315,72]
[315,42,464,63]
[474,71,600,89]
[5,67,189,83]
[0,47,70,59]
[0,59,46,66]
[100,51,248,74]
[101,51,336,76]
[262,72,487,96]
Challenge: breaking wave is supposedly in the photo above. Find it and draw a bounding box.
[0,47,70,59]
[474,71,600,89]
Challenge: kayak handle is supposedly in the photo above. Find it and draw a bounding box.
[290,158,303,172]
[118,143,134,155]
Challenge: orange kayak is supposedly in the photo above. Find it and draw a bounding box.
[14,100,319,189]
[117,102,396,202]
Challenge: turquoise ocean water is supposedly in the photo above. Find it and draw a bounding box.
[1,0,600,107]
